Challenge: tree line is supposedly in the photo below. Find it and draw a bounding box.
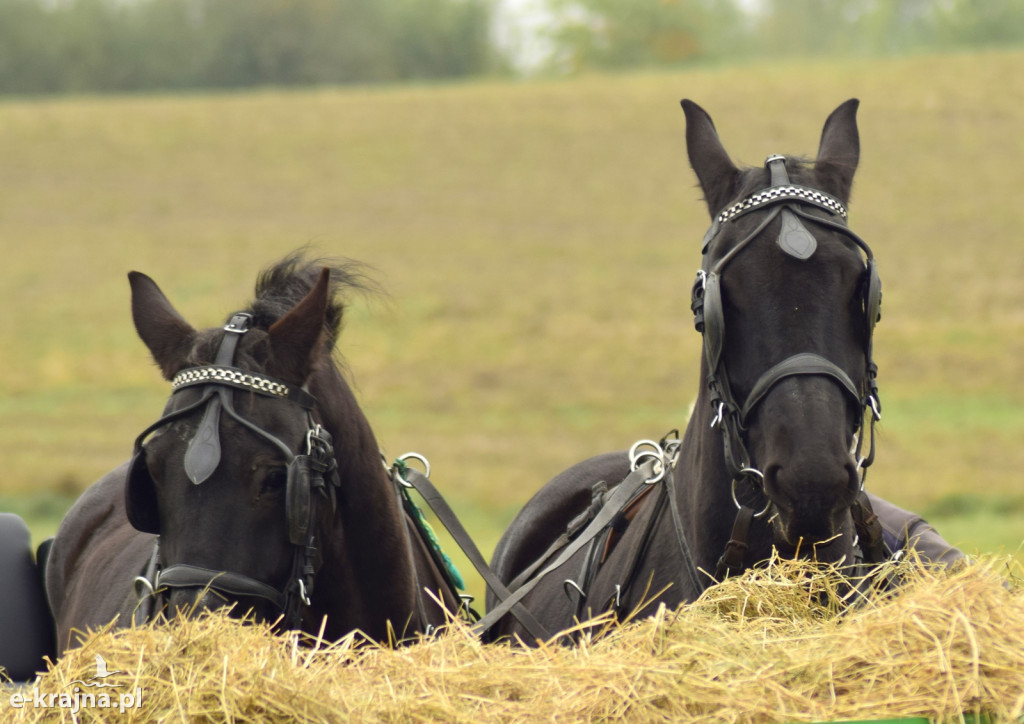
[0,0,497,94]
[541,0,1024,73]
[2,0,1023,95]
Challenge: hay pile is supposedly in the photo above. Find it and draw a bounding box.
[4,556,1023,723]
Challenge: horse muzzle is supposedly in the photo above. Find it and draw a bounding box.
[762,458,861,553]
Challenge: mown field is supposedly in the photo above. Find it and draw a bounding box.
[1,50,1022,607]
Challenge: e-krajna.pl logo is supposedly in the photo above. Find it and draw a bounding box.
[8,654,142,715]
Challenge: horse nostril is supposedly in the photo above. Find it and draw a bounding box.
[762,463,784,502]
[846,460,862,497]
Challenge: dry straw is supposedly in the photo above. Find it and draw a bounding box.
[3,554,1022,723]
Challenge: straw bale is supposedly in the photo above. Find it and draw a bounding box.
[3,555,1022,723]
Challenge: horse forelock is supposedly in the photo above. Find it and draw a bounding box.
[732,156,814,199]
[246,252,378,349]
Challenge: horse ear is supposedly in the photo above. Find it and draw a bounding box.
[816,98,860,202]
[129,271,197,380]
[267,267,330,383]
[681,99,741,217]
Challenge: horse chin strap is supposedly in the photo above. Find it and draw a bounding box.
[691,156,887,578]
[134,312,341,631]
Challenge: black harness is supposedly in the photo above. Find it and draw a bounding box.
[126,312,341,630]
[690,155,887,577]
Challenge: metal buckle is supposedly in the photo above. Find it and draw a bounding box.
[710,402,725,428]
[867,394,882,421]
[306,424,329,456]
[224,312,253,334]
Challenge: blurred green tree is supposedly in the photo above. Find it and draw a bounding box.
[0,0,500,94]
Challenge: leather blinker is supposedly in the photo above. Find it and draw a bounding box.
[286,457,312,546]
[126,447,161,534]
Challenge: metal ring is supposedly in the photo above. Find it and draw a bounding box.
[644,457,667,485]
[730,468,772,518]
[631,449,666,485]
[628,439,662,469]
[395,451,431,487]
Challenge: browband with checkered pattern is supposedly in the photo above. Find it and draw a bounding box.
[171,366,315,409]
[717,184,847,224]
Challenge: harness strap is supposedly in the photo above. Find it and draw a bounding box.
[598,483,669,618]
[851,490,891,565]
[473,461,657,638]
[741,352,861,423]
[156,563,288,610]
[664,465,705,592]
[399,468,552,642]
[714,505,755,581]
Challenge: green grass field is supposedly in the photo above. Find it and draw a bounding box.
[1,50,1022,604]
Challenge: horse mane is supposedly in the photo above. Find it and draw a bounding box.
[243,251,378,352]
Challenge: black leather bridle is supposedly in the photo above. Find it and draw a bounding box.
[126,312,341,630]
[690,156,884,572]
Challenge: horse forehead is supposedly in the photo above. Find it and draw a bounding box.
[719,211,860,274]
[153,391,306,459]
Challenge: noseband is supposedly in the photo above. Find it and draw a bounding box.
[690,156,883,519]
[126,312,341,629]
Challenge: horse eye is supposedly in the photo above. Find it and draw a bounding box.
[260,468,288,495]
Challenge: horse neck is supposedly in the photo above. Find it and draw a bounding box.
[305,363,421,638]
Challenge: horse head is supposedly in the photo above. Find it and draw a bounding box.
[125,260,346,627]
[683,99,882,564]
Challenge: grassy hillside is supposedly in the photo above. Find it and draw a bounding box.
[1,50,1022,603]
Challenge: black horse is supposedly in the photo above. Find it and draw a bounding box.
[483,100,960,642]
[44,255,463,651]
